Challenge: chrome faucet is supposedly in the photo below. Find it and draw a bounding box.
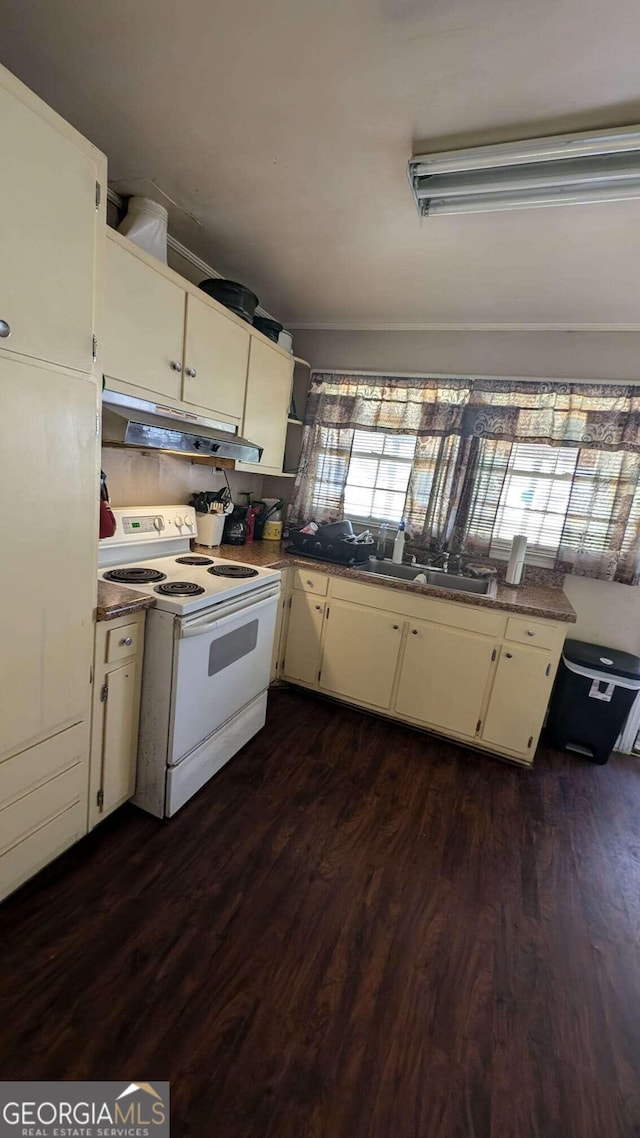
[376,523,392,560]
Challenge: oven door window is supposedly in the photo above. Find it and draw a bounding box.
[208,619,258,676]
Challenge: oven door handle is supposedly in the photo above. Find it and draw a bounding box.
[176,585,280,639]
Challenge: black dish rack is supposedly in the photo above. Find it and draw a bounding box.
[287,522,374,566]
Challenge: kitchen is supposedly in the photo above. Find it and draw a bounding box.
[1,3,640,1136]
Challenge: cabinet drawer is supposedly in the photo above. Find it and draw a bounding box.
[106,622,140,663]
[0,763,86,856]
[292,568,330,597]
[505,616,559,650]
[0,800,85,902]
[0,721,87,810]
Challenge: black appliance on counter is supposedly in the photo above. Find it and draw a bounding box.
[287,521,374,565]
[223,506,248,545]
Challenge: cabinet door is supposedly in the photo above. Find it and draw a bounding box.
[482,644,554,757]
[101,662,139,815]
[238,338,293,473]
[282,592,325,685]
[0,356,97,760]
[103,236,186,401]
[319,601,403,709]
[394,620,495,738]
[0,79,99,373]
[182,293,249,420]
[270,572,291,681]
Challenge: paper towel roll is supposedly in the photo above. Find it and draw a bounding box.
[506,534,527,585]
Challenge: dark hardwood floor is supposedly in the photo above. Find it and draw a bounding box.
[1,687,639,1138]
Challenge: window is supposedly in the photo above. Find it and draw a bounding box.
[343,430,416,524]
[466,441,640,567]
[490,443,578,561]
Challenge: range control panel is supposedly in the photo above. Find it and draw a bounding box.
[120,511,195,536]
[102,506,197,544]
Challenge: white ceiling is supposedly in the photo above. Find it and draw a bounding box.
[2,0,640,328]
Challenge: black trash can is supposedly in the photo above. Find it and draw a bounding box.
[546,639,640,764]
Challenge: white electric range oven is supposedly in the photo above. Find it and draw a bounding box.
[99,505,280,817]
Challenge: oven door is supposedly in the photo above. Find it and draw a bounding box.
[169,583,279,765]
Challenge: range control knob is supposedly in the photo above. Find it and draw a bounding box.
[174,515,184,527]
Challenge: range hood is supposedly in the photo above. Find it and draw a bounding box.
[101,389,262,464]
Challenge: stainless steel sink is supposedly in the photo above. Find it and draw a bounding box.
[356,558,497,597]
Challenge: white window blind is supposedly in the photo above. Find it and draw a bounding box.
[343,430,416,524]
[490,443,579,560]
[307,427,352,518]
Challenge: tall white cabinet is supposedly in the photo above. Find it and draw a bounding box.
[0,65,105,901]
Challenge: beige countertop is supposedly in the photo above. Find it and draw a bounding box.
[194,541,577,623]
[96,579,157,622]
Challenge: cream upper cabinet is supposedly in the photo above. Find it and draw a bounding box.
[182,293,249,421]
[394,619,495,738]
[237,337,294,474]
[0,74,102,374]
[319,601,403,709]
[0,355,97,762]
[103,233,186,402]
[89,612,146,830]
[282,592,325,685]
[482,643,555,757]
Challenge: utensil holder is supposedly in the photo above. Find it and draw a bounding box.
[196,513,225,547]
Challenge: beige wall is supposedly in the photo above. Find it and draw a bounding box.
[293,328,640,654]
[293,329,640,383]
[101,447,264,508]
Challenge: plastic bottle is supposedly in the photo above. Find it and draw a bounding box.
[392,521,406,564]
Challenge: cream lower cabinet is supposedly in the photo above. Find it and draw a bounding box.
[282,592,326,685]
[481,643,554,757]
[319,600,403,708]
[281,571,567,766]
[394,620,495,738]
[0,722,89,903]
[88,613,146,830]
[271,569,291,681]
[0,357,98,761]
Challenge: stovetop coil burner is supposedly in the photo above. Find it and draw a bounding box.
[104,567,167,584]
[208,565,259,579]
[154,581,206,597]
[175,555,214,566]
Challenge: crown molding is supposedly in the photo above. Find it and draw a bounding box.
[285,321,640,332]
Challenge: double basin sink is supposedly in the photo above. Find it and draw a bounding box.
[356,558,497,597]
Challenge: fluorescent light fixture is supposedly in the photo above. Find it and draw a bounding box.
[408,125,640,217]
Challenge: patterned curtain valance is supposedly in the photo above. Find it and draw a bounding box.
[307,373,640,451]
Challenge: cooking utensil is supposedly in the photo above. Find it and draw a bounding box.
[253,315,283,343]
[198,279,259,324]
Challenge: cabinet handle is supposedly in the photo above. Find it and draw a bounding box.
[185,367,197,378]
[505,652,513,658]
[121,637,133,647]
[0,320,10,339]
[170,360,183,372]
[306,579,314,586]
[392,624,399,630]
[315,604,322,611]
[411,629,418,635]
[526,629,535,637]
